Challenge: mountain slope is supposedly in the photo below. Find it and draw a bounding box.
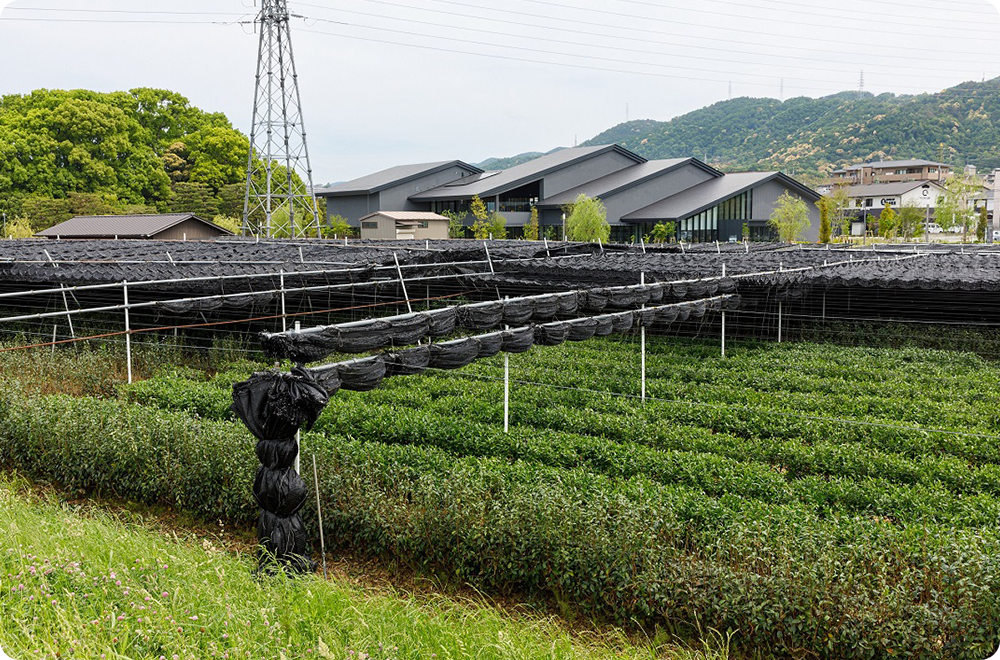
[485,78,1000,183]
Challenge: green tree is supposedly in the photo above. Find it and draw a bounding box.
[896,203,924,240]
[564,194,610,243]
[469,195,488,222]
[977,206,989,242]
[878,203,898,239]
[168,182,220,218]
[938,174,982,242]
[817,197,831,243]
[441,210,468,238]
[543,225,558,241]
[524,206,540,241]
[211,214,242,235]
[827,185,853,238]
[648,221,675,244]
[325,214,354,239]
[767,191,811,243]
[2,216,35,238]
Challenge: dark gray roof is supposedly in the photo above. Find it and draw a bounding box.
[536,158,721,208]
[841,181,945,197]
[834,159,949,173]
[622,172,819,222]
[36,214,233,238]
[315,160,483,196]
[409,145,645,201]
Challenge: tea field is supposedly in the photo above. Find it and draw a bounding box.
[1,336,999,658]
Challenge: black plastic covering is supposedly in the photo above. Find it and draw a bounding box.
[566,317,598,341]
[610,311,634,333]
[593,316,615,336]
[501,327,535,353]
[535,322,569,346]
[429,337,481,370]
[230,367,329,440]
[253,466,308,516]
[256,439,299,470]
[475,333,504,358]
[502,299,536,325]
[385,346,431,377]
[459,302,504,330]
[336,357,387,392]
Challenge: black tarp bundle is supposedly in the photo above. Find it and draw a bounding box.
[230,367,328,573]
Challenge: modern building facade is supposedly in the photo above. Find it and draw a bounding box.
[318,145,822,242]
[828,159,951,186]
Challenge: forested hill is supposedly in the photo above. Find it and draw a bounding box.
[581,78,1000,182]
[0,88,261,232]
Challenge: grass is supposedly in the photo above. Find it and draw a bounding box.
[0,476,726,660]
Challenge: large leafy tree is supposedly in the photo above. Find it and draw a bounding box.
[767,191,811,242]
[0,88,252,229]
[564,194,610,243]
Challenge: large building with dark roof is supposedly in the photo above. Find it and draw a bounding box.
[317,145,821,242]
[36,213,234,240]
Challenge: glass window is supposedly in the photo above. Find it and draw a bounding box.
[361,221,378,229]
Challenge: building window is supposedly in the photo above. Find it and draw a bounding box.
[865,199,873,207]
[361,221,378,229]
[418,221,429,228]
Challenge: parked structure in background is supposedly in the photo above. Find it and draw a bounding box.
[827,159,951,186]
[35,214,235,240]
[358,211,450,240]
[318,145,821,242]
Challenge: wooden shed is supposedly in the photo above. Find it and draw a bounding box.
[358,211,450,240]
[35,214,235,240]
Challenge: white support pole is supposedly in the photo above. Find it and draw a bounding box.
[680,242,686,254]
[744,239,749,254]
[598,237,604,253]
[59,284,75,339]
[640,238,646,254]
[715,240,721,254]
[312,454,327,579]
[777,301,783,344]
[294,320,301,475]
[51,324,57,354]
[279,269,287,333]
[123,280,132,384]
[484,242,495,274]
[393,252,413,314]
[822,292,826,321]
[503,296,510,434]
[543,237,550,258]
[640,271,646,403]
[721,263,726,358]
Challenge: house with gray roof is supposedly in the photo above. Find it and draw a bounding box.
[318,145,821,242]
[829,159,950,186]
[36,213,234,240]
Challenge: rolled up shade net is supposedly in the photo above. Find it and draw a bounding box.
[474,332,504,358]
[459,301,504,330]
[675,306,692,323]
[656,306,679,324]
[535,321,569,346]
[566,317,599,341]
[671,283,688,299]
[532,294,560,320]
[605,286,637,309]
[256,438,299,471]
[336,356,387,392]
[501,327,534,353]
[634,308,658,327]
[593,315,615,336]
[647,283,665,303]
[253,466,309,517]
[556,291,580,314]
[610,311,634,333]
[581,289,608,312]
[429,337,481,370]
[230,367,329,441]
[384,346,431,377]
[502,298,536,325]
[427,308,458,336]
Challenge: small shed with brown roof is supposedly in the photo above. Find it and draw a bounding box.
[358,211,450,240]
[36,214,235,240]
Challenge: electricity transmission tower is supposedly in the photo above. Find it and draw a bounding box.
[242,0,321,238]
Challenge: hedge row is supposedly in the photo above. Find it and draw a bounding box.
[1,386,999,658]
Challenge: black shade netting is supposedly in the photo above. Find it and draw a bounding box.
[502,299,536,325]
[688,300,708,318]
[657,306,680,324]
[502,327,534,353]
[556,292,580,315]
[634,308,658,327]
[429,338,481,369]
[385,346,431,377]
[253,466,309,516]
[632,287,651,306]
[582,289,609,312]
[336,357,387,392]
[610,311,634,333]
[384,314,430,346]
[256,438,299,470]
[605,287,637,309]
[718,278,737,293]
[257,510,308,560]
[725,294,742,310]
[671,283,688,299]
[313,367,342,395]
[593,315,615,336]
[532,294,560,320]
[230,367,329,440]
[427,308,458,336]
[566,317,598,341]
[475,333,504,358]
[459,302,504,330]
[676,306,692,323]
[336,319,396,354]
[535,322,568,346]
[647,283,665,304]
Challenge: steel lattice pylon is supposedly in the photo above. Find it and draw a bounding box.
[242,0,320,238]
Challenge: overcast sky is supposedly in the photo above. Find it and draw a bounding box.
[2,0,1000,184]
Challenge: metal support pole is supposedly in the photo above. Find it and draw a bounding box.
[51,324,57,354]
[715,240,721,254]
[640,271,646,403]
[60,284,75,339]
[123,280,132,384]
[777,301,783,344]
[640,238,646,254]
[394,252,413,314]
[720,263,726,358]
[280,269,287,333]
[294,320,301,475]
[503,297,510,434]
[543,237,550,258]
[822,292,826,321]
[598,237,604,253]
[312,454,327,579]
[484,242,495,274]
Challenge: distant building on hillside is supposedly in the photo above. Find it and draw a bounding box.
[837,181,945,236]
[318,145,822,243]
[828,159,950,186]
[36,214,234,240]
